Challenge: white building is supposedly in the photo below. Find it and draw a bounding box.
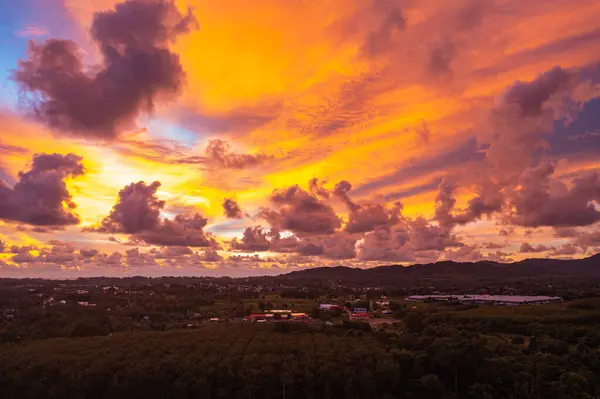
[406,294,561,305]
[459,295,562,305]
[406,295,459,302]
[319,304,337,310]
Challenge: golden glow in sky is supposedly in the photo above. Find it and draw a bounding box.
[0,0,599,277]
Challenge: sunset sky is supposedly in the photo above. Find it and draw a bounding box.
[0,0,599,277]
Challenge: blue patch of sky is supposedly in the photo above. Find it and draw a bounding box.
[0,1,31,108]
[547,98,600,157]
[207,219,251,238]
[0,0,82,108]
[143,118,206,148]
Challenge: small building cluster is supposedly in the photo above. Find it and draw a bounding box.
[406,294,562,306]
[320,303,375,320]
[319,304,346,311]
[349,309,371,320]
[244,309,311,323]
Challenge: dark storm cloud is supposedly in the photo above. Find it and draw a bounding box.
[196,249,222,262]
[296,242,324,256]
[318,234,358,259]
[10,245,37,254]
[289,234,358,260]
[38,245,77,264]
[79,249,99,258]
[406,217,463,251]
[431,65,599,231]
[136,214,216,247]
[355,190,465,262]
[0,153,84,226]
[519,242,552,253]
[92,180,216,247]
[507,163,600,227]
[344,203,401,234]
[553,227,581,238]
[230,227,271,252]
[550,243,580,257]
[96,181,164,234]
[500,66,571,117]
[356,216,463,262]
[223,198,243,219]
[332,180,402,234]
[226,223,357,259]
[443,246,511,263]
[12,252,38,263]
[255,178,469,262]
[483,66,575,182]
[573,229,600,248]
[357,226,413,262]
[14,0,197,139]
[268,229,302,253]
[259,184,342,235]
[11,244,79,266]
[125,248,159,266]
[434,179,462,231]
[462,185,505,222]
[434,179,503,230]
[475,67,600,227]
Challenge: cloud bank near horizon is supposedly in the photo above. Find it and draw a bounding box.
[0,0,599,276]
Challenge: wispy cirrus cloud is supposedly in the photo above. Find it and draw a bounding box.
[15,24,49,38]
[0,0,598,276]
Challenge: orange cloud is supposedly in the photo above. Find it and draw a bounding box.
[0,0,598,275]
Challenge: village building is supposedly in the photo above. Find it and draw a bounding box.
[406,294,562,305]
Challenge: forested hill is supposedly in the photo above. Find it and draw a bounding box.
[277,253,600,285]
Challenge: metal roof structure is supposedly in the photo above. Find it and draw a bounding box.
[406,294,562,304]
[460,295,561,303]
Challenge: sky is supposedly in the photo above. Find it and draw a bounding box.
[0,0,599,278]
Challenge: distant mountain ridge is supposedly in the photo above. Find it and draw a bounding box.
[277,254,600,284]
